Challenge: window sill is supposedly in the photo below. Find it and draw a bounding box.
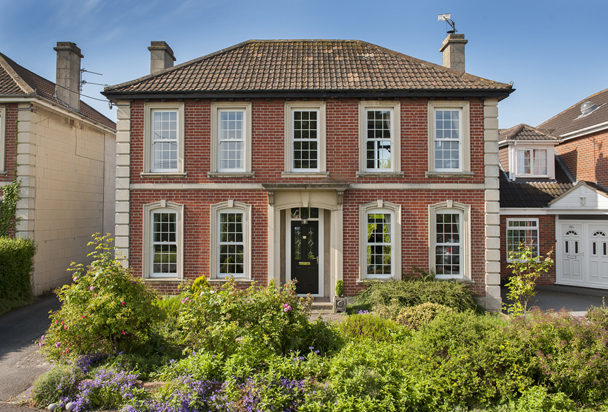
[141,172,188,178]
[145,277,184,283]
[208,172,255,178]
[0,171,6,176]
[208,278,254,284]
[356,171,404,178]
[281,172,329,178]
[425,171,474,178]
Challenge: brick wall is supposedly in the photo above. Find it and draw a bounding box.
[500,214,556,285]
[126,97,489,296]
[0,104,17,182]
[556,129,608,188]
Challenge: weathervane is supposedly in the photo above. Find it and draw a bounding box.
[438,13,457,34]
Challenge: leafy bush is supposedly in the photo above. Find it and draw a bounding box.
[509,309,608,404]
[396,302,453,330]
[40,234,163,360]
[177,279,312,355]
[338,313,410,342]
[0,179,20,237]
[0,236,36,314]
[30,365,84,407]
[355,278,482,314]
[153,351,224,382]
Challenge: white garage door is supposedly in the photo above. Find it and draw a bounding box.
[557,221,608,289]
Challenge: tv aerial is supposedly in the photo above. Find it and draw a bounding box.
[438,13,457,34]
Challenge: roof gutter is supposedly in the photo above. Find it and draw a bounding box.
[0,95,116,133]
[102,88,514,102]
[559,120,608,142]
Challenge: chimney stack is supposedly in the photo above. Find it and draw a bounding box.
[440,33,467,72]
[54,42,83,110]
[149,41,176,74]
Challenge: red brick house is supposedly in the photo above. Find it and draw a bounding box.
[499,89,608,289]
[0,43,116,294]
[103,37,513,310]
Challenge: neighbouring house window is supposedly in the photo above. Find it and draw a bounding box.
[210,102,252,175]
[358,101,401,174]
[359,201,401,280]
[427,101,470,174]
[429,201,471,280]
[143,103,185,175]
[210,201,252,280]
[284,102,326,174]
[507,219,539,260]
[517,149,547,176]
[143,201,184,279]
[0,106,5,173]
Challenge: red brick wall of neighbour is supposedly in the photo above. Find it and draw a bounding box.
[0,104,18,182]
[126,97,489,296]
[556,129,608,188]
[500,214,556,285]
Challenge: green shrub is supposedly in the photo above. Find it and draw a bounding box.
[153,351,224,382]
[335,279,344,297]
[355,278,482,313]
[177,279,312,355]
[30,365,84,407]
[0,179,20,237]
[40,234,163,360]
[0,236,36,313]
[586,299,608,330]
[396,302,453,330]
[506,386,576,412]
[509,309,608,404]
[339,313,410,342]
[302,318,344,355]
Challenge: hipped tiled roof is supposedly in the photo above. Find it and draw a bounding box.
[0,52,115,130]
[499,123,559,142]
[104,40,514,96]
[537,88,608,137]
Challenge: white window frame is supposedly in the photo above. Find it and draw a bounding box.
[429,201,471,280]
[358,101,401,174]
[509,144,555,179]
[143,102,185,176]
[210,200,252,280]
[0,106,5,174]
[283,101,327,176]
[359,200,402,280]
[427,101,470,175]
[506,218,539,261]
[209,102,252,176]
[142,200,184,279]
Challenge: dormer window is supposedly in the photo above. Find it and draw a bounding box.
[517,148,547,176]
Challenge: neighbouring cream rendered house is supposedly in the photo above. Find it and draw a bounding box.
[0,42,116,294]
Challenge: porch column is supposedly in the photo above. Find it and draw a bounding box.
[330,206,344,300]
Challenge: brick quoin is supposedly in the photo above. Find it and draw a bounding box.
[556,129,608,188]
[500,215,556,285]
[127,97,489,297]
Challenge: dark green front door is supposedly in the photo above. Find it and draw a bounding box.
[291,220,319,294]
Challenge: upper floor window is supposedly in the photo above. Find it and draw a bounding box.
[427,101,471,175]
[143,103,185,176]
[517,149,547,176]
[358,101,401,175]
[0,106,6,174]
[284,102,326,176]
[210,102,252,176]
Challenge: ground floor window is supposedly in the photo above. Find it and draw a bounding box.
[429,201,470,280]
[359,201,401,280]
[143,201,184,279]
[210,201,252,280]
[506,218,539,260]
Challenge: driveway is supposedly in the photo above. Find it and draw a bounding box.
[502,284,608,316]
[0,294,60,409]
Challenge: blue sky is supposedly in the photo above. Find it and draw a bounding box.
[1,0,606,129]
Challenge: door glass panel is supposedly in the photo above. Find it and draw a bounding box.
[575,241,579,254]
[604,243,607,257]
[293,225,302,260]
[565,241,569,254]
[593,242,597,256]
[307,226,315,260]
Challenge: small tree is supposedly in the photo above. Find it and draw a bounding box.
[504,243,554,316]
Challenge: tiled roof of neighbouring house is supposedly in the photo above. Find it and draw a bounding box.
[0,52,115,130]
[537,88,608,138]
[499,123,559,142]
[499,169,574,208]
[104,40,514,96]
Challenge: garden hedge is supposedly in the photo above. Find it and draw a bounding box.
[0,236,36,302]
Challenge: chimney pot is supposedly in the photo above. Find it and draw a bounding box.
[440,33,467,72]
[53,42,83,110]
[149,41,176,74]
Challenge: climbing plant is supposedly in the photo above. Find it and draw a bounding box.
[0,119,21,237]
